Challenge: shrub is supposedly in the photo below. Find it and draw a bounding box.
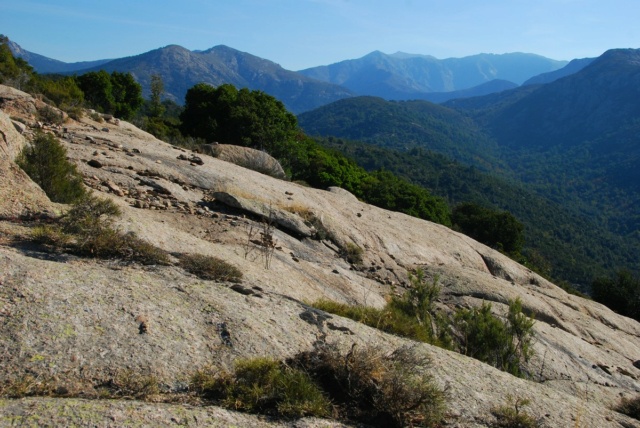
[36,105,64,125]
[195,358,331,418]
[101,369,160,400]
[453,298,534,377]
[290,343,446,427]
[311,270,451,347]
[179,253,243,282]
[0,374,55,398]
[16,132,86,203]
[615,395,640,420]
[31,194,169,265]
[491,396,542,427]
[342,242,363,265]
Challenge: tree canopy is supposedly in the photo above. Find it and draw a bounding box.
[180,83,298,156]
[76,70,143,120]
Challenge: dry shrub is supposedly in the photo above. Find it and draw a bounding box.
[30,194,170,265]
[191,358,331,418]
[98,369,161,400]
[179,253,243,282]
[491,396,542,428]
[342,242,364,265]
[0,374,55,398]
[290,343,446,428]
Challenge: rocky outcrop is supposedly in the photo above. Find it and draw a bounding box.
[198,143,287,179]
[1,85,640,427]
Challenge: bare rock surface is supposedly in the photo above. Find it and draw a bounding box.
[1,86,640,427]
[198,143,287,178]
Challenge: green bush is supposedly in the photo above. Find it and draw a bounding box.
[36,105,64,125]
[194,358,331,418]
[179,253,243,282]
[342,242,364,265]
[290,343,445,428]
[16,132,86,203]
[453,298,534,377]
[311,270,451,346]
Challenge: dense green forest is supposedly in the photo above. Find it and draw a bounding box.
[316,137,637,287]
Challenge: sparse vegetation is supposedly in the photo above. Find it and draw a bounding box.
[31,193,170,265]
[101,369,161,400]
[192,358,331,418]
[491,396,542,428]
[179,253,243,282]
[36,105,64,125]
[311,270,452,346]
[342,242,364,265]
[290,343,446,427]
[312,272,534,377]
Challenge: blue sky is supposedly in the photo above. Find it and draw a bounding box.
[2,0,639,70]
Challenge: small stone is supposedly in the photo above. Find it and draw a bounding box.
[155,160,162,164]
[87,159,103,168]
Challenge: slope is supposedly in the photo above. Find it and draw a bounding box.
[2,84,640,427]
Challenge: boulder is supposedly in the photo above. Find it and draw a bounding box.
[199,144,286,179]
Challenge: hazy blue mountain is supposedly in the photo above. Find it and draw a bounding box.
[523,57,595,86]
[421,79,518,103]
[298,51,567,100]
[7,39,111,73]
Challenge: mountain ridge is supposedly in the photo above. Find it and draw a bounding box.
[8,37,574,111]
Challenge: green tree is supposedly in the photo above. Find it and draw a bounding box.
[592,270,640,320]
[16,132,86,203]
[0,35,34,89]
[148,74,165,118]
[179,83,298,158]
[31,75,84,111]
[76,70,143,119]
[452,203,524,256]
[76,70,115,114]
[110,71,143,120]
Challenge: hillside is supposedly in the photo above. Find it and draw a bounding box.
[315,138,636,286]
[298,51,566,100]
[448,48,640,237]
[298,96,506,172]
[2,85,640,426]
[298,49,640,285]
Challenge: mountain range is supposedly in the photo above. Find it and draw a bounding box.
[8,38,586,113]
[298,51,568,100]
[299,48,640,284]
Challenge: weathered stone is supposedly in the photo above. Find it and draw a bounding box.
[87,159,103,168]
[213,191,315,238]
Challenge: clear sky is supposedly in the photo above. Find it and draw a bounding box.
[2,0,639,70]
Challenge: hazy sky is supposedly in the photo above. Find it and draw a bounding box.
[2,0,639,70]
